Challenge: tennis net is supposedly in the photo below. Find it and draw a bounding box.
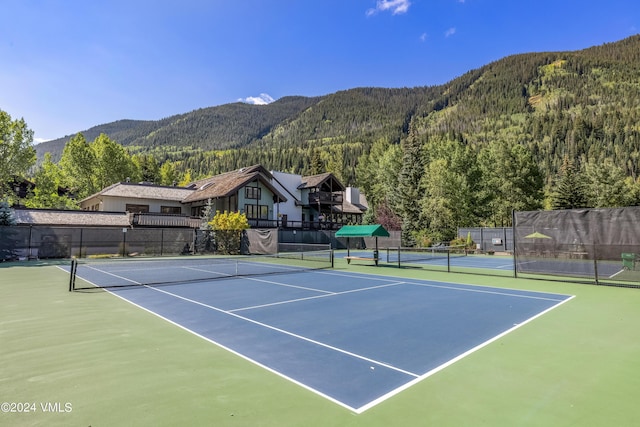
[386,245,467,267]
[69,250,334,291]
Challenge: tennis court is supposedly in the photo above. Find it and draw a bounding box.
[69,255,572,413]
[343,248,629,281]
[341,249,515,272]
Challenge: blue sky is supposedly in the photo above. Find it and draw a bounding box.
[2,0,639,143]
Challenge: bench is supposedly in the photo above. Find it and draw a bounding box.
[345,256,379,266]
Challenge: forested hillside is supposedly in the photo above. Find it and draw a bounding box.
[36,96,318,162]
[33,35,640,240]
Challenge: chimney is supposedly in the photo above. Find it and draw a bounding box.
[346,187,360,205]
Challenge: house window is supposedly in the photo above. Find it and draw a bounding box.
[161,206,182,214]
[245,204,268,219]
[245,187,261,200]
[126,204,149,213]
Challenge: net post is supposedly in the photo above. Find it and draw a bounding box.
[331,249,334,268]
[447,248,451,272]
[397,247,401,268]
[68,259,76,292]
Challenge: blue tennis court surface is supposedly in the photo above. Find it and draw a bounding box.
[74,266,573,413]
[343,250,514,271]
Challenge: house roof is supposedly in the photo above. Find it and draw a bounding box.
[81,182,194,203]
[332,198,367,214]
[13,208,131,227]
[183,165,287,204]
[298,172,346,191]
[335,224,390,237]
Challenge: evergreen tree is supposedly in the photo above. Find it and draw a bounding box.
[396,125,424,246]
[197,198,216,253]
[0,198,16,225]
[325,144,346,184]
[551,156,587,209]
[135,154,160,183]
[0,198,18,261]
[309,149,324,175]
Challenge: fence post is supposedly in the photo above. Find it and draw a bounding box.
[28,225,33,259]
[79,228,83,258]
[512,210,518,278]
[593,244,599,285]
[503,227,508,251]
[122,228,127,257]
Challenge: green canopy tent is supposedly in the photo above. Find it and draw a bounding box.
[335,224,390,265]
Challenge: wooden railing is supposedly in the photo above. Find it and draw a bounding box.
[132,213,201,228]
[308,192,343,204]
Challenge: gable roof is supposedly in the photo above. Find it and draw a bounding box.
[183,165,288,204]
[81,182,194,203]
[298,172,346,191]
[332,198,366,214]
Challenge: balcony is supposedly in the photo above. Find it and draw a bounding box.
[132,213,202,228]
[308,191,343,205]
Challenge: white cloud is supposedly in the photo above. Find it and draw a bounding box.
[420,32,428,42]
[445,27,456,37]
[366,0,411,16]
[239,93,275,105]
[34,138,51,144]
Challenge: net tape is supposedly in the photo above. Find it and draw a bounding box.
[70,250,333,291]
[386,245,467,264]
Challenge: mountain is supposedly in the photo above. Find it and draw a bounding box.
[36,96,319,161]
[36,34,640,185]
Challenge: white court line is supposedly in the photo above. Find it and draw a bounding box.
[146,285,420,379]
[609,268,626,278]
[85,265,142,285]
[230,281,406,312]
[407,280,566,302]
[72,266,575,414]
[184,265,336,294]
[495,263,514,269]
[315,269,571,301]
[70,272,363,413]
[356,294,576,413]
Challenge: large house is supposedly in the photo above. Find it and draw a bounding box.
[182,165,288,220]
[19,165,368,229]
[270,171,367,228]
[80,182,193,215]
